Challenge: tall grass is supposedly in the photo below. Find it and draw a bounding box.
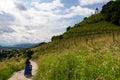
[0,59,24,80]
[33,34,120,80]
[32,13,120,80]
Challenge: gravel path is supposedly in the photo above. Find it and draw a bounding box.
[8,61,38,80]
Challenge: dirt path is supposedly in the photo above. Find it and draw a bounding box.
[8,61,38,80]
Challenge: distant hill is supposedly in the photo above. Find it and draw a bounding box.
[0,46,2,48]
[0,45,16,50]
[0,42,46,50]
[11,43,39,49]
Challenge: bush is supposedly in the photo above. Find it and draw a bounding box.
[0,60,24,80]
[24,50,34,59]
[66,26,71,31]
[84,17,88,20]
[51,35,63,41]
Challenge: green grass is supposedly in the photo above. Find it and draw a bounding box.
[79,14,105,26]
[33,34,120,80]
[63,21,120,39]
[0,59,24,80]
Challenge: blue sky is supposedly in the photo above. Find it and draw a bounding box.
[0,0,111,46]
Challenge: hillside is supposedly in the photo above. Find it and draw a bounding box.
[32,13,120,54]
[31,1,120,80]
[32,26,120,80]
[0,0,120,80]
[52,14,120,41]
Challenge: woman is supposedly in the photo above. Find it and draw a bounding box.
[24,59,32,77]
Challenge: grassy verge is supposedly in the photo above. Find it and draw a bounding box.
[0,59,24,80]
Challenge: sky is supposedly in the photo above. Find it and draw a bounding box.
[0,0,111,46]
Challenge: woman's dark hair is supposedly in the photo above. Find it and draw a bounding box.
[25,59,30,64]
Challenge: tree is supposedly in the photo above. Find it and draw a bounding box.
[83,17,87,20]
[25,50,34,59]
[51,35,63,41]
[66,26,71,31]
[101,0,120,25]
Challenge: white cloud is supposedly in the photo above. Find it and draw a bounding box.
[65,6,94,17]
[79,0,111,6]
[0,0,94,45]
[32,0,64,11]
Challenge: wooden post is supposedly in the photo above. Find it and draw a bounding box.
[86,37,88,45]
[112,32,115,42]
[91,35,94,45]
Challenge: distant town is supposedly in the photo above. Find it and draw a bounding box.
[0,47,21,61]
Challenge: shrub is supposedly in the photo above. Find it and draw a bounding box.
[66,26,71,31]
[51,35,63,41]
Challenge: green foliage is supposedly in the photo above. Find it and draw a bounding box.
[66,26,72,31]
[25,50,34,59]
[38,53,78,80]
[33,34,120,80]
[83,17,88,20]
[7,52,17,59]
[101,1,114,14]
[0,59,24,80]
[101,0,120,25]
[79,14,105,26]
[51,35,63,41]
[74,24,79,27]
